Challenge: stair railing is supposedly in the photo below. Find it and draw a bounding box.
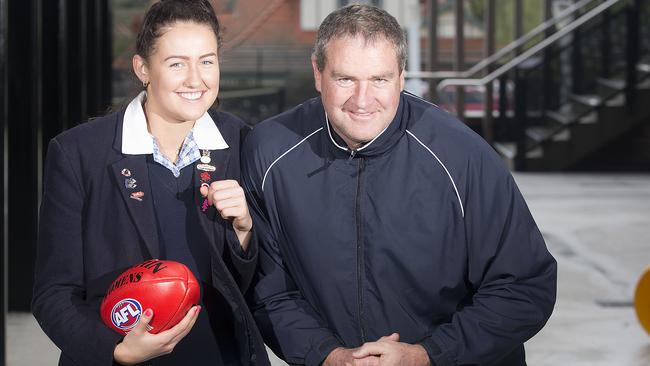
[434,0,622,92]
[407,0,598,81]
[434,0,631,170]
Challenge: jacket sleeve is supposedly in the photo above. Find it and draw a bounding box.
[221,221,259,293]
[219,120,260,293]
[421,152,557,366]
[32,138,123,366]
[241,138,342,366]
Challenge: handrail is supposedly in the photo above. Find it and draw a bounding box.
[406,0,597,80]
[435,0,622,93]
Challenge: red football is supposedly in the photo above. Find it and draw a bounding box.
[100,259,200,335]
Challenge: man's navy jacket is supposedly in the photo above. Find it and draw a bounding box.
[242,92,557,366]
[32,109,270,366]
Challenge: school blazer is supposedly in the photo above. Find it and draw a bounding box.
[32,108,270,366]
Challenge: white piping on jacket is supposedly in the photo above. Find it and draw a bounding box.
[403,90,441,109]
[406,130,465,218]
[325,112,391,156]
[325,114,348,153]
[261,127,324,192]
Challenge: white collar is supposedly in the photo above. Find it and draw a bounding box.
[121,91,228,154]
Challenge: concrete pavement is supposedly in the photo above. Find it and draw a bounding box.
[518,173,650,366]
[7,173,650,365]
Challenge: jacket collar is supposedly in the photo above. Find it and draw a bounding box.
[323,92,407,158]
[120,91,228,155]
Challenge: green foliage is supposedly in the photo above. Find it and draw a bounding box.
[467,0,485,22]
[496,0,544,46]
[462,0,545,47]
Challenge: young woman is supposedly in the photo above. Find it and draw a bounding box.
[32,1,269,365]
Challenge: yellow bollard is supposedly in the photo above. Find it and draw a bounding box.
[636,267,650,335]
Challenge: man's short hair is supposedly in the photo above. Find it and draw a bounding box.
[312,4,407,73]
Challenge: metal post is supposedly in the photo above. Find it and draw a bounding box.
[33,0,44,285]
[42,0,68,176]
[78,0,88,122]
[483,0,496,143]
[86,0,99,115]
[543,0,552,22]
[454,0,465,121]
[101,0,112,112]
[405,0,424,97]
[542,0,553,112]
[498,74,509,140]
[514,0,523,55]
[571,0,582,95]
[514,70,527,171]
[102,0,114,107]
[256,49,263,88]
[58,0,69,131]
[625,0,640,109]
[278,88,286,115]
[427,0,438,101]
[601,8,611,78]
[1,0,7,361]
[33,0,43,195]
[64,0,88,126]
[83,0,111,117]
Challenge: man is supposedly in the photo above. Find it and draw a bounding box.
[242,4,556,366]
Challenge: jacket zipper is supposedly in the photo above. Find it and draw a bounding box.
[355,156,367,343]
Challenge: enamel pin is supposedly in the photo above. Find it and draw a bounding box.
[200,150,211,164]
[124,178,137,189]
[121,169,131,177]
[197,163,216,172]
[130,191,144,202]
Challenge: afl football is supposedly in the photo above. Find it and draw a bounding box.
[100,259,199,334]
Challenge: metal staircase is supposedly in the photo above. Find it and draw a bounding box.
[506,61,650,170]
[427,0,650,171]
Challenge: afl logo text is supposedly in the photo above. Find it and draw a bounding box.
[111,298,143,331]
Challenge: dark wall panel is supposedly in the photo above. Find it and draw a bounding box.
[1,0,8,361]
[7,0,39,312]
[5,0,112,311]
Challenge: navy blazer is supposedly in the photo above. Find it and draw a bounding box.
[32,108,270,366]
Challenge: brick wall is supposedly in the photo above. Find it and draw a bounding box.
[218,0,316,77]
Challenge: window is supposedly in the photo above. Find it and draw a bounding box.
[301,0,384,30]
[339,0,382,7]
[300,0,337,30]
[111,1,150,105]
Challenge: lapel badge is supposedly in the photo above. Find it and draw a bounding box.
[201,198,209,212]
[197,163,216,172]
[200,150,211,164]
[124,178,137,189]
[121,168,132,177]
[200,172,211,182]
[130,191,144,202]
